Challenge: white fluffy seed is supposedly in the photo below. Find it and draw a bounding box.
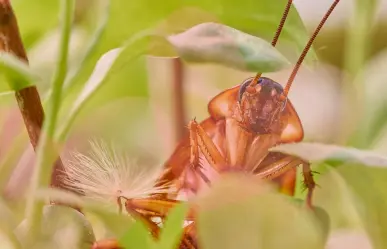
[62,139,170,205]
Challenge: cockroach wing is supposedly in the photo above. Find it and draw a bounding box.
[207,85,304,143]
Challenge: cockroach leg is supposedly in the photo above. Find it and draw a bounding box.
[188,119,227,175]
[189,119,200,168]
[302,162,316,209]
[181,223,197,249]
[254,156,303,180]
[92,238,121,249]
[255,156,316,207]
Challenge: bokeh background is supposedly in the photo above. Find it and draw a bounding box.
[0,1,386,249]
[0,2,386,246]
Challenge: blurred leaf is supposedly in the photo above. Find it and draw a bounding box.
[35,188,134,237]
[56,32,150,141]
[167,23,290,72]
[15,205,95,249]
[348,49,387,149]
[119,219,156,249]
[0,53,40,91]
[0,227,22,249]
[0,197,19,249]
[315,164,387,249]
[311,207,331,243]
[271,142,387,167]
[158,203,189,249]
[195,173,325,249]
[289,198,330,243]
[61,0,111,96]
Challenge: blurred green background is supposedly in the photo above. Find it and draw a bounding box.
[1,1,387,249]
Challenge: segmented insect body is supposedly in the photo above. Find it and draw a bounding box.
[156,77,304,199]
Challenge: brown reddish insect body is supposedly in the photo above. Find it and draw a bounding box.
[92,1,341,248]
[155,0,341,208]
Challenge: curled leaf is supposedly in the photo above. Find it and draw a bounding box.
[167,22,290,72]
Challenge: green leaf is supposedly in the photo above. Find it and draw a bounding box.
[119,219,156,249]
[56,33,150,141]
[270,142,387,167]
[158,203,189,249]
[195,174,325,249]
[0,53,40,91]
[289,198,331,243]
[315,164,387,249]
[167,23,290,72]
[183,0,316,62]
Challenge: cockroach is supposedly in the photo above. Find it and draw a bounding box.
[155,0,341,209]
[77,1,341,249]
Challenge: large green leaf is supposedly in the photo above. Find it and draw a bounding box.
[315,164,387,249]
[195,174,325,249]
[167,23,290,72]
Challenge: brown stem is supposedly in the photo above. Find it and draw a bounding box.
[0,0,73,207]
[172,58,186,142]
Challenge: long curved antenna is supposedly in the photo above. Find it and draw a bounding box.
[249,0,293,88]
[283,0,340,96]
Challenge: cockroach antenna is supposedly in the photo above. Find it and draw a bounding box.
[62,139,171,207]
[283,0,340,96]
[249,0,293,88]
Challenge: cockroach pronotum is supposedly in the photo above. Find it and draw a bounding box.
[64,1,341,249]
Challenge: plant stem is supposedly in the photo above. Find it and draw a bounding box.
[26,0,75,239]
[171,58,186,142]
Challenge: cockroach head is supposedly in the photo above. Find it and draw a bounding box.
[237,77,288,135]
